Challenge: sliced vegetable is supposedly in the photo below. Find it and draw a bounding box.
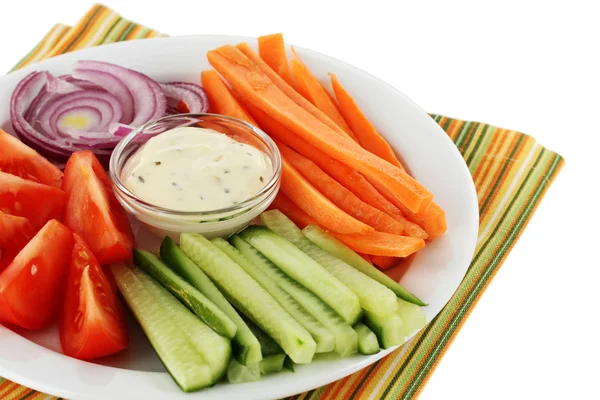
[133,249,237,339]
[394,200,448,240]
[284,356,295,372]
[358,253,373,265]
[161,82,209,114]
[329,73,404,170]
[208,45,433,213]
[363,309,405,349]
[277,141,408,235]
[0,212,36,273]
[0,129,62,187]
[180,233,316,364]
[110,262,231,392]
[230,235,357,357]
[289,49,355,139]
[280,158,372,234]
[328,230,425,258]
[62,150,135,264]
[0,171,67,229]
[239,312,283,358]
[261,210,397,317]
[258,33,293,86]
[160,236,261,365]
[302,225,426,306]
[354,323,380,355]
[396,298,427,337]
[370,255,401,270]
[260,354,287,375]
[227,359,260,383]
[239,225,361,325]
[0,220,73,330]
[213,237,334,353]
[59,234,128,360]
[200,70,257,125]
[268,193,318,229]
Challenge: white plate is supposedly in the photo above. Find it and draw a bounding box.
[0,35,479,400]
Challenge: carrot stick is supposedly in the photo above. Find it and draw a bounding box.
[244,102,428,239]
[358,253,373,265]
[370,255,401,270]
[208,45,433,213]
[268,192,317,229]
[289,48,357,140]
[279,157,373,234]
[258,33,293,86]
[277,140,409,236]
[201,70,257,125]
[235,42,357,143]
[330,231,425,258]
[394,200,447,240]
[329,73,405,171]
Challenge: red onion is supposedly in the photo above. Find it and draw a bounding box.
[161,82,209,114]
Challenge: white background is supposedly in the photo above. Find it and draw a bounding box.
[1,0,598,399]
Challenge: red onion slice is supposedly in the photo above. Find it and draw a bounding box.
[161,82,209,114]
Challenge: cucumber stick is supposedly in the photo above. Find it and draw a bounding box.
[363,310,405,349]
[303,225,427,306]
[133,249,237,339]
[227,359,260,383]
[231,235,357,357]
[180,233,316,364]
[213,237,334,353]
[354,323,380,355]
[240,225,361,325]
[260,354,286,375]
[160,237,261,365]
[261,210,398,316]
[110,263,231,392]
[396,298,427,337]
[238,312,283,358]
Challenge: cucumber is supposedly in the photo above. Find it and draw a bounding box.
[231,235,357,357]
[240,225,361,325]
[180,233,316,364]
[110,263,231,392]
[213,237,335,353]
[302,225,427,306]
[284,356,295,372]
[227,359,260,384]
[354,323,380,355]
[160,237,261,365]
[396,298,427,337]
[363,310,405,349]
[260,354,286,375]
[133,249,237,339]
[238,312,283,358]
[261,210,398,316]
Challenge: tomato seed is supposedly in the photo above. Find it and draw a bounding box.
[103,306,115,315]
[79,251,89,260]
[30,264,38,276]
[74,311,83,329]
[14,202,23,212]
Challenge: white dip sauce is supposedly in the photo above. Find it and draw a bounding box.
[123,127,273,212]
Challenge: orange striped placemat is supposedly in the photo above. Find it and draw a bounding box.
[1,3,564,399]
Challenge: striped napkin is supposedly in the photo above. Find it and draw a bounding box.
[0,3,564,399]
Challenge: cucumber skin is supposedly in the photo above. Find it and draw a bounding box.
[302,225,427,306]
[133,249,237,339]
[180,233,316,364]
[240,225,362,325]
[238,312,283,358]
[260,354,287,375]
[396,298,427,337]
[363,310,406,349]
[214,237,335,354]
[160,237,262,365]
[354,323,380,355]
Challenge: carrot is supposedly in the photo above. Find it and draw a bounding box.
[358,253,373,265]
[370,255,401,270]
[201,70,257,125]
[279,157,373,234]
[268,192,317,229]
[277,140,408,236]
[258,33,293,86]
[329,72,405,171]
[235,42,357,143]
[330,231,425,258]
[208,45,433,213]
[289,48,357,141]
[244,101,428,239]
[395,200,447,240]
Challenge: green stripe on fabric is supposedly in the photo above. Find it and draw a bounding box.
[464,124,493,167]
[63,5,104,53]
[18,390,36,400]
[10,39,44,71]
[100,17,124,44]
[347,358,388,399]
[117,21,135,41]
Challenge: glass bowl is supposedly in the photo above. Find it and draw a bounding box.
[109,113,281,240]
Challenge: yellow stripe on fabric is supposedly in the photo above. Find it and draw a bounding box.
[10,24,72,71]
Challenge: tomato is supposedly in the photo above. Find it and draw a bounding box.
[62,151,135,265]
[59,234,128,359]
[0,212,36,273]
[0,171,67,229]
[0,130,63,188]
[0,219,74,330]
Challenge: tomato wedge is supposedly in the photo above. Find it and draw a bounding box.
[0,171,67,229]
[0,212,36,273]
[59,234,128,359]
[62,151,135,265]
[0,129,63,188]
[0,219,73,330]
